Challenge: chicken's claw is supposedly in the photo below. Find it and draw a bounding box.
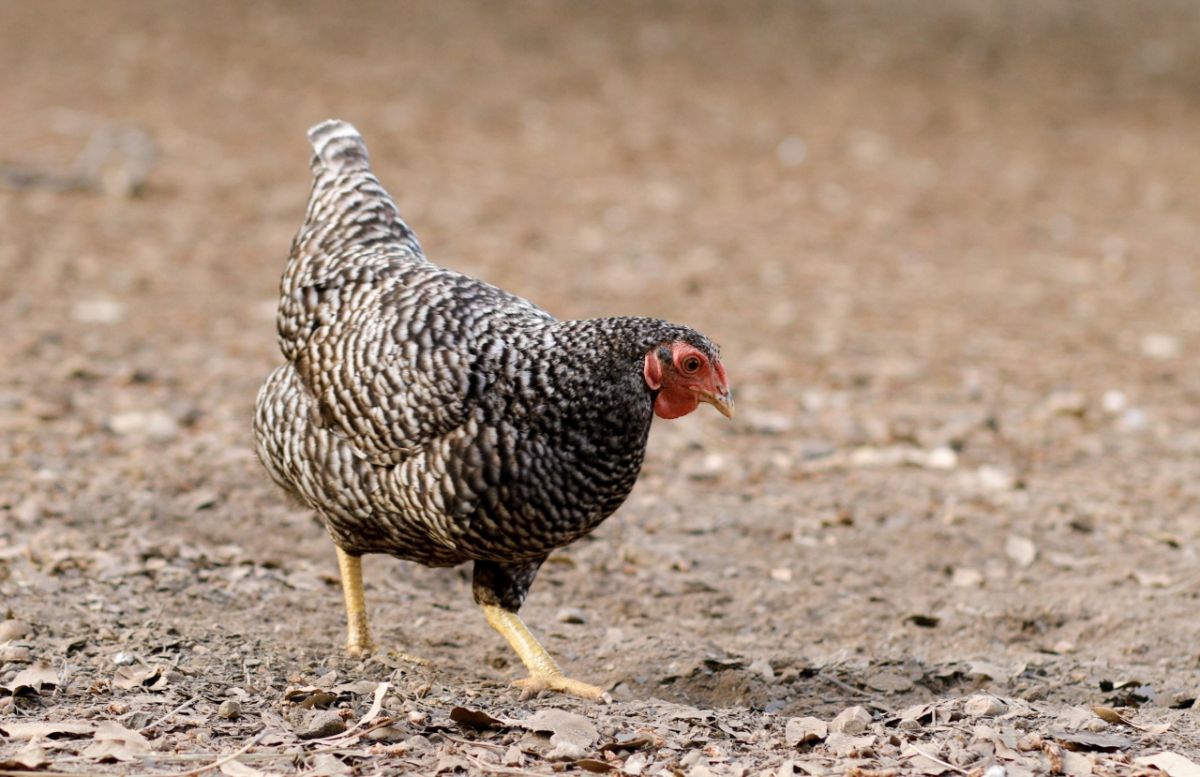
[482,604,611,703]
[513,673,612,703]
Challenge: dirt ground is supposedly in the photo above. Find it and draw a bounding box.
[3,2,1200,775]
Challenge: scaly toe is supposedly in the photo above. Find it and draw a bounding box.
[513,674,611,703]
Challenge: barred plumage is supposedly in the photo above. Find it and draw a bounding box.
[253,120,732,699]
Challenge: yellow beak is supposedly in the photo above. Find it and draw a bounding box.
[699,390,735,419]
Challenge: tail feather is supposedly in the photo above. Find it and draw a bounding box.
[307,119,371,175]
[276,120,425,362]
[289,118,423,273]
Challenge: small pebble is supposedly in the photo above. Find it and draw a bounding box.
[556,607,587,625]
[0,619,31,642]
[748,657,775,682]
[925,446,959,470]
[218,700,241,720]
[776,135,808,167]
[1005,535,1038,568]
[1039,390,1087,418]
[1140,333,1180,360]
[108,410,179,442]
[830,705,872,735]
[951,567,984,588]
[297,710,346,739]
[1101,390,1127,414]
[975,466,1015,492]
[71,298,125,324]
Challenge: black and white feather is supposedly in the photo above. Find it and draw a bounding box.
[254,119,719,610]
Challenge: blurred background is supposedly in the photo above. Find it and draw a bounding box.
[3,0,1200,724]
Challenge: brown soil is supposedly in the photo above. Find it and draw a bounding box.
[3,2,1200,774]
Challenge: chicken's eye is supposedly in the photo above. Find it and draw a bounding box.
[681,355,702,374]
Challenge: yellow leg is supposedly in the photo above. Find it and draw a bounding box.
[336,547,374,657]
[482,604,610,702]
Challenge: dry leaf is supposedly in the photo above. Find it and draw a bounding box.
[576,758,616,772]
[1091,706,1125,724]
[866,670,916,692]
[901,742,952,775]
[7,660,58,693]
[824,732,875,757]
[599,736,654,754]
[307,753,351,776]
[1134,752,1200,777]
[450,706,505,729]
[622,751,649,775]
[968,661,1021,683]
[0,619,31,642]
[785,717,828,746]
[331,679,379,696]
[113,664,165,690]
[296,691,337,709]
[434,753,471,773]
[517,708,599,760]
[964,695,1009,717]
[219,760,270,777]
[1092,705,1172,734]
[1061,750,1094,776]
[1048,730,1134,752]
[0,720,96,739]
[284,685,334,706]
[82,721,151,762]
[0,745,50,770]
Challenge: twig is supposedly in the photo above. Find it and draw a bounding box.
[149,731,267,777]
[141,694,200,732]
[902,743,968,775]
[441,733,507,752]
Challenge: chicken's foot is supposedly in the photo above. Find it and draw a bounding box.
[482,604,611,702]
[336,547,375,657]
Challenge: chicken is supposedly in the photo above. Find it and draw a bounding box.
[253,119,733,701]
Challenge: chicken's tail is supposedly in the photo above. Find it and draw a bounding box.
[307,119,372,175]
[277,120,425,360]
[293,119,423,263]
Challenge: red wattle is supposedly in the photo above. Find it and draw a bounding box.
[654,389,699,419]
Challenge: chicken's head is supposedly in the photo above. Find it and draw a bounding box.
[643,340,733,420]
